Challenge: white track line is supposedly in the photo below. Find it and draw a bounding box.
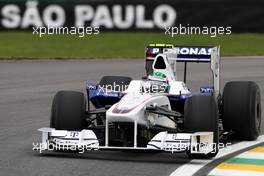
[236,151,264,160]
[208,168,264,176]
[170,135,264,176]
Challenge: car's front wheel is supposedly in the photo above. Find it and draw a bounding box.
[184,95,219,159]
[50,91,87,131]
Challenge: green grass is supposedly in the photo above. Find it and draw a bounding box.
[0,32,264,59]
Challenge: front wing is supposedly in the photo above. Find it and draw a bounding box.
[36,128,214,154]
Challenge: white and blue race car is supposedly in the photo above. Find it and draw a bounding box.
[38,44,262,159]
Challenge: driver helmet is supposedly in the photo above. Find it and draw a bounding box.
[148,71,167,82]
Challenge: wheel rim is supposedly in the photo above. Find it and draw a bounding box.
[256,102,261,132]
[255,91,261,133]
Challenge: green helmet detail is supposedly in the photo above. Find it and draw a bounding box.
[153,71,166,79]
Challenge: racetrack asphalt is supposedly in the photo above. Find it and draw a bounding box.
[0,57,263,176]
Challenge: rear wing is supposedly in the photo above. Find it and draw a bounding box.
[164,46,213,62]
[146,45,216,62]
[145,45,220,98]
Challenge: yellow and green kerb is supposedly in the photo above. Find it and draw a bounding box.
[208,146,264,176]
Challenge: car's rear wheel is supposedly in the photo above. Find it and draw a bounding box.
[50,91,86,131]
[184,95,219,159]
[99,76,132,92]
[222,81,261,140]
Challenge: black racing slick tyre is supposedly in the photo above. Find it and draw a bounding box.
[222,81,261,140]
[50,91,86,131]
[99,76,132,92]
[184,95,219,159]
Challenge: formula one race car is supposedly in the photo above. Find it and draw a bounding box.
[38,44,262,159]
